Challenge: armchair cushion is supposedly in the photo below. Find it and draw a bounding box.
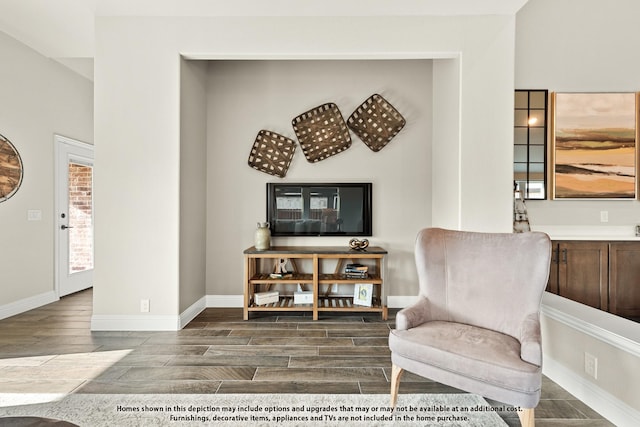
[389,320,541,395]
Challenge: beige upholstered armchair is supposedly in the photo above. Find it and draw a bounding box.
[389,228,552,427]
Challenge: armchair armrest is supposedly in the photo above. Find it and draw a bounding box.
[520,313,542,366]
[395,296,432,330]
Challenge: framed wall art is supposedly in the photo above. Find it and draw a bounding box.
[551,92,637,199]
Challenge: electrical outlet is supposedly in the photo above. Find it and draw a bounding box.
[600,211,609,223]
[140,299,150,313]
[584,352,598,379]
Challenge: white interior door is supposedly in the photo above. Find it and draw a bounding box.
[55,135,94,297]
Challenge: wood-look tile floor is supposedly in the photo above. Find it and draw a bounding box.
[0,289,614,426]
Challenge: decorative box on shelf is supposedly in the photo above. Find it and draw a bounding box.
[294,291,313,304]
[254,290,279,305]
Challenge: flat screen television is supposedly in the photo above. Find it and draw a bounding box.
[266,182,372,237]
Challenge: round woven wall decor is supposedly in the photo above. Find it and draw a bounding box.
[0,133,24,202]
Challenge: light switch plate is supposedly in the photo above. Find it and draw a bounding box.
[27,210,42,221]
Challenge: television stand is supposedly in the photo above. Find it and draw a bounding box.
[243,246,388,320]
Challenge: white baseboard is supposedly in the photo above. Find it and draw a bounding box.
[87,294,417,330]
[387,295,418,308]
[179,296,207,328]
[207,294,244,307]
[543,356,640,427]
[206,295,418,308]
[0,291,58,320]
[91,314,181,331]
[204,295,416,309]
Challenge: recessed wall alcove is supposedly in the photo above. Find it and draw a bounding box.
[94,14,516,328]
[222,59,429,292]
[179,55,464,312]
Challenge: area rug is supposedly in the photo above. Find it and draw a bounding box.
[0,393,509,426]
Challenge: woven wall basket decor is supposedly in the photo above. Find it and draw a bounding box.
[347,94,406,152]
[247,130,296,178]
[0,133,23,202]
[292,103,352,162]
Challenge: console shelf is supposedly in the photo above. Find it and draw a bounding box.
[243,246,388,320]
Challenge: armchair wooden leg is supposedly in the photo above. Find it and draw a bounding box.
[390,364,404,408]
[517,407,534,427]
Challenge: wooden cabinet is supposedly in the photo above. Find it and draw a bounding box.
[609,242,640,318]
[556,241,608,310]
[548,240,640,318]
[243,246,387,321]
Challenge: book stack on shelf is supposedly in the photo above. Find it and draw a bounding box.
[345,263,368,278]
[269,272,292,279]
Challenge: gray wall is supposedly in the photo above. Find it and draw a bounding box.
[517,1,640,422]
[516,0,640,230]
[0,30,93,311]
[205,59,433,298]
[179,59,208,313]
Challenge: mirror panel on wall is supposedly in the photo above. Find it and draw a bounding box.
[514,90,548,199]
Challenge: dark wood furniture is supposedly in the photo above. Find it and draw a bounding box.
[243,246,387,320]
[547,240,640,318]
[609,242,640,318]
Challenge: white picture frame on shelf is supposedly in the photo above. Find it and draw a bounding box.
[353,283,373,307]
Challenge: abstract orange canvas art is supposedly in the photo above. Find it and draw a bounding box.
[552,92,637,199]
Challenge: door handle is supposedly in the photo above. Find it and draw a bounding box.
[61,225,74,230]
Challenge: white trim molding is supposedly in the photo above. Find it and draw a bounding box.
[543,356,640,427]
[542,292,640,357]
[91,315,181,331]
[89,294,416,330]
[387,295,418,309]
[541,292,640,427]
[54,134,93,150]
[179,296,207,328]
[0,291,58,320]
[206,295,243,308]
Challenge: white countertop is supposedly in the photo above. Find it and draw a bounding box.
[531,225,640,241]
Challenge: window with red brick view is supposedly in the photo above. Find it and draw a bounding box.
[68,163,93,273]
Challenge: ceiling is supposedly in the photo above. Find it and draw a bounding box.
[0,0,528,81]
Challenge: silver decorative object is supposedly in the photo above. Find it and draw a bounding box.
[349,238,369,250]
